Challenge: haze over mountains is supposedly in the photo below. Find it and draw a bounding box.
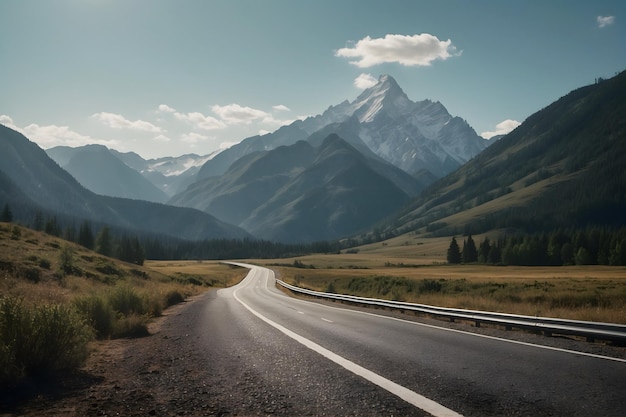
[0,125,249,241]
[2,72,624,245]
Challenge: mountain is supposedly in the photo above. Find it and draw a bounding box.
[47,146,216,198]
[47,145,169,203]
[171,134,425,242]
[0,125,250,241]
[197,75,489,179]
[381,71,626,237]
[111,150,219,197]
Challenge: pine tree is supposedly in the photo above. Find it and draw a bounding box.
[447,237,462,264]
[462,235,478,263]
[95,227,113,257]
[78,221,95,250]
[0,204,13,222]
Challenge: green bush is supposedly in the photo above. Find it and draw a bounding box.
[73,295,116,338]
[108,286,146,316]
[0,296,93,385]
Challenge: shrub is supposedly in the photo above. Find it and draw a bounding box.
[165,290,185,307]
[73,295,116,338]
[112,313,149,338]
[0,296,93,384]
[108,286,146,316]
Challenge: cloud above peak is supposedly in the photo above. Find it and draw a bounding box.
[336,33,459,68]
[354,73,378,89]
[597,16,615,28]
[480,119,521,139]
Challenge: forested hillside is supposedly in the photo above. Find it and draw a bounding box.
[383,71,626,238]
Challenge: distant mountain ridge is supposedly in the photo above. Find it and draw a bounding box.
[170,134,425,242]
[47,146,217,198]
[46,145,169,203]
[0,125,249,241]
[198,75,490,179]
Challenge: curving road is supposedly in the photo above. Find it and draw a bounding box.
[198,263,626,416]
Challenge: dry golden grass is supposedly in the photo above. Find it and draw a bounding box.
[253,236,626,324]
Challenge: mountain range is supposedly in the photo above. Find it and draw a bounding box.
[2,72,623,246]
[198,75,490,180]
[381,70,626,238]
[170,134,425,242]
[47,146,215,199]
[0,125,249,241]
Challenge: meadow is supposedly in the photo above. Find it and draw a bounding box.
[257,234,626,324]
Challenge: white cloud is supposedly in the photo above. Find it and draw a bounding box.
[153,134,171,143]
[0,114,16,127]
[92,112,162,133]
[174,111,227,130]
[219,141,239,150]
[2,114,119,148]
[211,103,270,125]
[480,119,521,139]
[354,73,378,89]
[272,104,291,112]
[597,16,615,28]
[180,132,209,144]
[336,33,459,68]
[158,104,176,113]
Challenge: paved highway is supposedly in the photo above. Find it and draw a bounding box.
[199,263,626,416]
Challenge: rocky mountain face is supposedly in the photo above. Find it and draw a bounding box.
[170,135,425,242]
[111,150,219,197]
[0,125,250,241]
[198,75,489,179]
[383,70,626,238]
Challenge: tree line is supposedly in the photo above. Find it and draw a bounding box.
[447,227,626,266]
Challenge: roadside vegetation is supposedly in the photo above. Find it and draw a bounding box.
[263,235,626,325]
[0,222,247,387]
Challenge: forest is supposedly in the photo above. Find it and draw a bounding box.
[448,227,626,266]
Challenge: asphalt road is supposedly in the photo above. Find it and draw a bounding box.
[199,263,626,416]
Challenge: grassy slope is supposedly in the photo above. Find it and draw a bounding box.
[0,223,245,307]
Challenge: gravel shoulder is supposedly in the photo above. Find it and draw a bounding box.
[1,288,624,417]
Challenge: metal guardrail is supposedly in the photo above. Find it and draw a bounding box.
[276,279,626,344]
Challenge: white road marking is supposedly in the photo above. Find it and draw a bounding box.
[228,262,626,364]
[321,317,333,323]
[233,276,463,417]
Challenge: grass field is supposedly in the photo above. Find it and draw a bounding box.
[253,236,626,324]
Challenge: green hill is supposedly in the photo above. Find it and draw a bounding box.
[384,71,626,237]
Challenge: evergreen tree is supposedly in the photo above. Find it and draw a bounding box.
[32,210,44,231]
[1,203,13,222]
[478,237,491,263]
[77,221,94,250]
[462,235,478,263]
[95,226,113,257]
[44,216,61,236]
[447,237,462,264]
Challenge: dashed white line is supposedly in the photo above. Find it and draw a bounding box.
[321,317,333,323]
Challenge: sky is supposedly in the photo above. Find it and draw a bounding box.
[1,0,625,159]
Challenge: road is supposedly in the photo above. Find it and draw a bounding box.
[199,263,626,416]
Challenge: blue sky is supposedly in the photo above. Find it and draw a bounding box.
[1,0,624,159]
